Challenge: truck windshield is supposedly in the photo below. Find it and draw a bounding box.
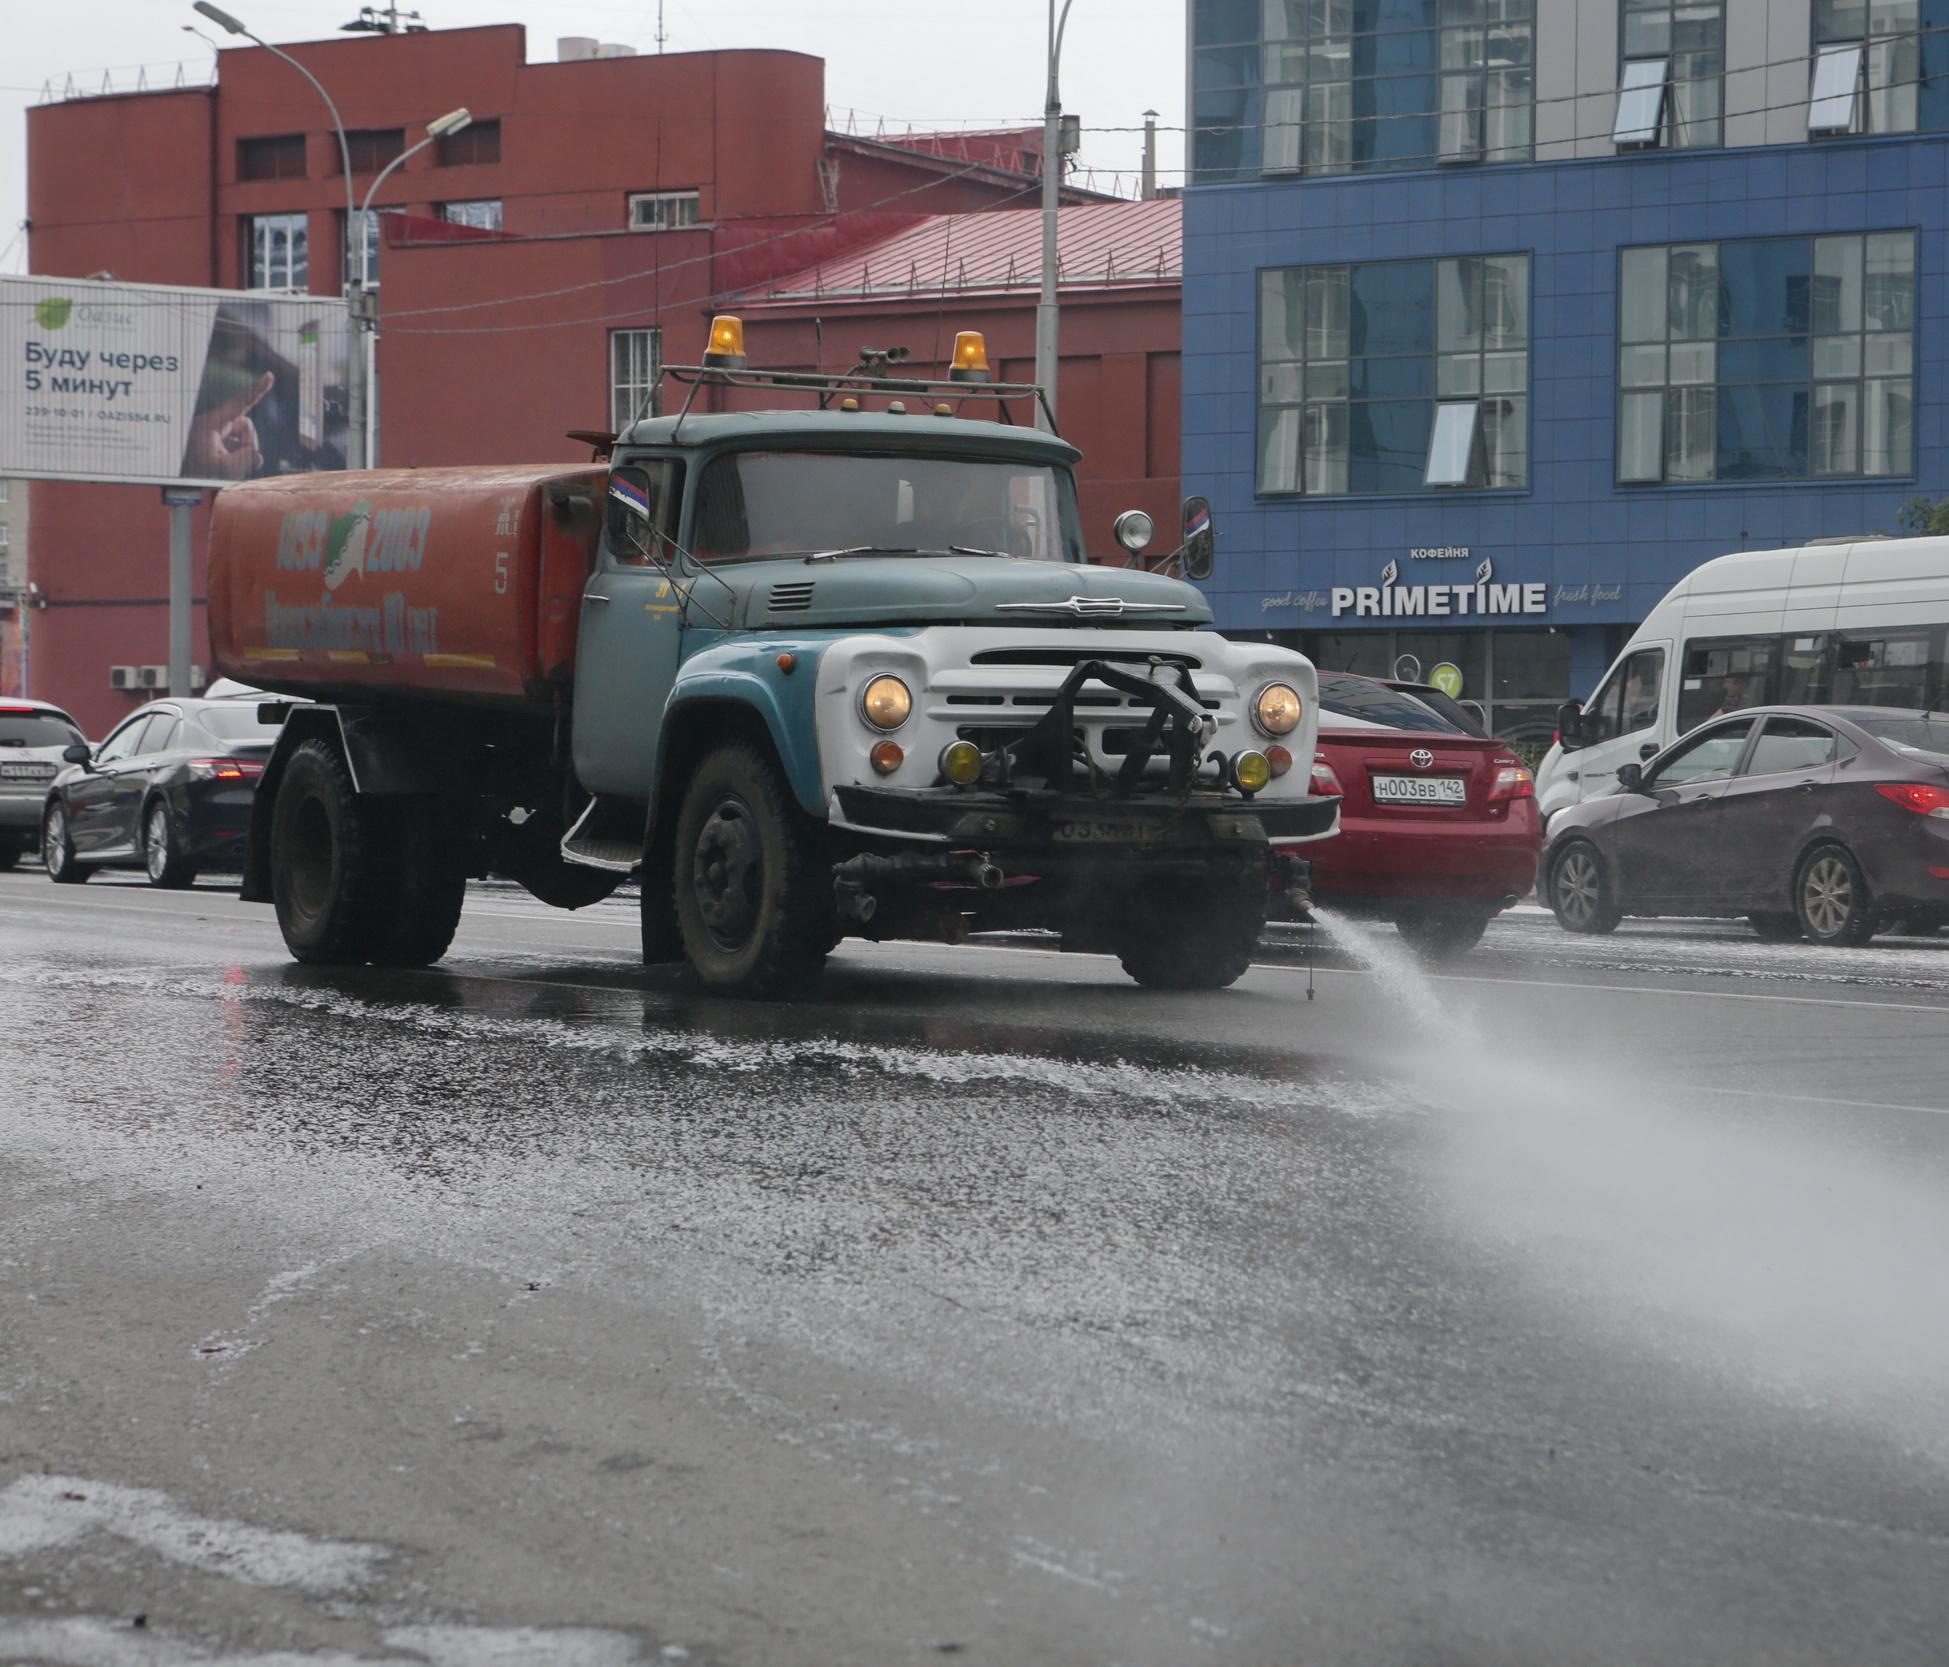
[690,451,1085,564]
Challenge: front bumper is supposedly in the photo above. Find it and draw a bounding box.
[831,783,1340,848]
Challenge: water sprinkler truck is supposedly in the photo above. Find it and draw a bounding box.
[208,318,1338,996]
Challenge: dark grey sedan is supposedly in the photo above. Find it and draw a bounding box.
[1542,705,1949,945]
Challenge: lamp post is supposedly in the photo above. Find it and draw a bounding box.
[190,3,364,460]
[347,108,470,470]
[1035,0,1078,433]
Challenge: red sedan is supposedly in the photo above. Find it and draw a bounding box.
[1304,674,1541,956]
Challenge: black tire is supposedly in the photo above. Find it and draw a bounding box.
[362,796,467,967]
[1114,866,1266,991]
[270,739,385,963]
[1395,909,1491,960]
[671,741,830,998]
[1548,840,1621,934]
[1747,911,1801,942]
[1794,842,1875,947]
[42,801,89,885]
[142,797,200,890]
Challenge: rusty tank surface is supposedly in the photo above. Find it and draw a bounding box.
[208,465,605,711]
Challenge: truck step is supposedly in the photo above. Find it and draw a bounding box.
[561,796,643,873]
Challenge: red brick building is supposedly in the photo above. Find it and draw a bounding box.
[24,23,1179,733]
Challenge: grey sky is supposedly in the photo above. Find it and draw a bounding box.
[0,0,1188,276]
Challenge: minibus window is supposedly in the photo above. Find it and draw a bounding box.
[1584,647,1664,743]
[1832,630,1933,708]
[1779,635,1830,705]
[1677,637,1779,733]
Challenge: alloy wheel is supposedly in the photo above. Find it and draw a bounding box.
[145,804,171,881]
[1555,848,1599,927]
[43,805,67,876]
[1801,853,1854,940]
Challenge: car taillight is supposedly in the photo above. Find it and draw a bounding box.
[1487,762,1535,802]
[189,757,264,781]
[1874,782,1949,818]
[1310,754,1345,797]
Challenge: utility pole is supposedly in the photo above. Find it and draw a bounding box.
[1034,0,1077,432]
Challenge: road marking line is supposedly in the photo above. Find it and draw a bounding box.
[1705,1085,1949,1119]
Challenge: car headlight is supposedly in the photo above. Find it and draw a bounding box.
[859,674,913,731]
[1253,682,1302,737]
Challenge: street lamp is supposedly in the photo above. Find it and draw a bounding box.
[1035,0,1078,432]
[190,3,364,457]
[343,107,469,468]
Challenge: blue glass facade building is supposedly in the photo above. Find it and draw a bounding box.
[1183,0,1949,742]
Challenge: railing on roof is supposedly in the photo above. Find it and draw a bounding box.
[37,60,214,103]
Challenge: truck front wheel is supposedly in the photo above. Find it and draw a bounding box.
[1113,866,1266,991]
[671,742,828,998]
[271,739,385,964]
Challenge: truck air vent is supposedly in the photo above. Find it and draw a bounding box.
[768,581,817,612]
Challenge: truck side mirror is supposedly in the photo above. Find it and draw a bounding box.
[1180,495,1215,581]
[605,464,656,558]
[1556,698,1585,752]
[1615,762,1644,792]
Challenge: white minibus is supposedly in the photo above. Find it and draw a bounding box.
[1536,535,1949,823]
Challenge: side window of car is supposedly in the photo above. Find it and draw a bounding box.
[142,716,179,754]
[94,716,152,765]
[1649,718,1754,788]
[1744,716,1840,777]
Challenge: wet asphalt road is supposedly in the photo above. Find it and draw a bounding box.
[2,870,1948,1667]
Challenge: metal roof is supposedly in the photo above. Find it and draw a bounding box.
[620,409,1080,462]
[741,198,1180,308]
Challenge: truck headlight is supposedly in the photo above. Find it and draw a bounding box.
[860,675,912,731]
[1253,682,1302,737]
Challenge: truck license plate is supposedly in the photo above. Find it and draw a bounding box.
[1053,819,1163,845]
[1371,774,1466,805]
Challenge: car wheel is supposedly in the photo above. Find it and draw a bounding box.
[142,798,200,890]
[42,801,89,885]
[1795,843,1875,947]
[1115,863,1267,990]
[361,796,467,967]
[672,741,831,998]
[1394,909,1491,960]
[1548,840,1619,934]
[270,739,385,963]
[1746,912,1801,942]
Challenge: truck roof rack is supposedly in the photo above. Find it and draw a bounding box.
[660,360,1059,434]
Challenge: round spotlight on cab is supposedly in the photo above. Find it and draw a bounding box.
[1232,750,1272,795]
[938,739,983,786]
[1113,509,1154,555]
[1266,744,1293,778]
[859,674,913,731]
[1253,682,1303,737]
[870,741,904,776]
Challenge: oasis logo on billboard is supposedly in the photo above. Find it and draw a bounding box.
[1331,557,1547,619]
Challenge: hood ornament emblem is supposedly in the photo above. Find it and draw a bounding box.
[994,596,1187,618]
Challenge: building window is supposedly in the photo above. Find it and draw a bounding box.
[342,128,406,174]
[238,133,306,182]
[1617,231,1915,484]
[1258,253,1530,496]
[0,524,9,549]
[1811,1,1926,134]
[0,479,10,502]
[627,190,702,231]
[245,213,308,290]
[611,328,661,432]
[1618,1,1723,149]
[436,118,500,166]
[440,199,504,231]
[1192,0,1535,183]
[344,209,404,288]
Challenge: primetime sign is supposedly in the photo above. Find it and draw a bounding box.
[1331,556,1546,619]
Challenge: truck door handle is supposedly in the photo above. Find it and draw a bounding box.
[584,594,611,608]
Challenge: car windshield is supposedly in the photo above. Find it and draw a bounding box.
[1317,675,1465,733]
[0,711,85,749]
[689,450,1085,564]
[196,705,284,742]
[1849,712,1949,761]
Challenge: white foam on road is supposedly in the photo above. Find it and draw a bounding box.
[0,1618,651,1667]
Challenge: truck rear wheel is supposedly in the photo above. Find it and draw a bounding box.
[271,739,386,964]
[671,741,828,998]
[363,797,467,967]
[1114,867,1266,991]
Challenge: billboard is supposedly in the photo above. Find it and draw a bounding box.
[1,274,353,489]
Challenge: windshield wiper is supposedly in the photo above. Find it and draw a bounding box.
[948,544,1012,559]
[802,545,921,564]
